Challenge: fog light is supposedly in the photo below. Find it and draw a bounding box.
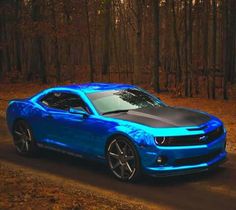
[156,156,167,165]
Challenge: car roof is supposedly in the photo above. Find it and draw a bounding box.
[56,83,136,94]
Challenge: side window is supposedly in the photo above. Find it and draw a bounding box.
[40,92,90,112]
[41,93,60,107]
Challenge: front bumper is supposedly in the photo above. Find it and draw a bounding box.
[141,133,227,177]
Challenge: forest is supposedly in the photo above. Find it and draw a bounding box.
[0,0,235,99]
[1,1,236,209]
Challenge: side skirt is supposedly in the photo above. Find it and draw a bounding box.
[37,143,106,161]
[37,143,83,158]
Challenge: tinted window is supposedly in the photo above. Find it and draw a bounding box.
[87,88,165,114]
[41,92,89,112]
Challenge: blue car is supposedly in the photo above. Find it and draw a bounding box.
[6,83,227,181]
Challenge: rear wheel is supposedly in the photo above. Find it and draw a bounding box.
[106,136,141,182]
[13,120,38,156]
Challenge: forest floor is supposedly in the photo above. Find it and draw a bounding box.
[0,83,236,210]
[0,83,235,152]
[0,161,155,210]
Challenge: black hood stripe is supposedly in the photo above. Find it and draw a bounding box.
[129,110,180,127]
[107,106,211,128]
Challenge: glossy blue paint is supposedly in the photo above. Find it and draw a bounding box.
[6,83,227,177]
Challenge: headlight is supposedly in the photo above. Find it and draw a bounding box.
[155,137,175,145]
[155,137,166,145]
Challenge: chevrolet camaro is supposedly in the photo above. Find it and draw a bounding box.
[6,83,227,181]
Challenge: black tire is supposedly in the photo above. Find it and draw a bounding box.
[12,120,39,156]
[106,135,141,182]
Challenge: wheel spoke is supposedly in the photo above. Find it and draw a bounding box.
[126,162,133,173]
[112,161,120,170]
[14,130,24,136]
[25,141,29,151]
[18,125,26,135]
[115,141,123,154]
[109,152,119,159]
[120,165,125,178]
[125,155,134,161]
[123,144,128,154]
[26,129,31,141]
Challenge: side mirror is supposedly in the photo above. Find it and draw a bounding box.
[69,107,89,118]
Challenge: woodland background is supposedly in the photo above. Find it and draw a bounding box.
[0,1,236,208]
[0,0,236,99]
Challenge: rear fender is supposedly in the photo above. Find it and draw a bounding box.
[6,99,34,133]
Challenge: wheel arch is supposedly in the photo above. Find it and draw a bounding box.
[104,132,140,160]
[105,132,143,181]
[11,117,26,133]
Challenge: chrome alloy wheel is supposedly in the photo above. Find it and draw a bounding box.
[13,121,32,154]
[107,138,137,180]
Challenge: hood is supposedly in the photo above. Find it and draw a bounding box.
[107,106,211,128]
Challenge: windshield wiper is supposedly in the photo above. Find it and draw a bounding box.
[102,109,130,115]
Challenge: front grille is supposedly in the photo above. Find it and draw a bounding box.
[156,126,224,146]
[174,149,222,166]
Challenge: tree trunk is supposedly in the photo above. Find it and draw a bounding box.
[229,0,236,84]
[212,0,217,99]
[102,0,111,75]
[203,0,210,98]
[151,0,160,92]
[38,37,47,83]
[51,0,61,82]
[29,0,47,83]
[2,7,11,73]
[223,0,229,99]
[0,6,3,79]
[171,0,182,86]
[188,0,193,97]
[194,0,201,95]
[15,0,21,72]
[133,0,143,84]
[85,0,94,82]
[184,0,188,97]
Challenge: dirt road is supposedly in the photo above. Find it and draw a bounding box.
[1,117,236,210]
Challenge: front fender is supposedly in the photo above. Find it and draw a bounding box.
[107,124,154,148]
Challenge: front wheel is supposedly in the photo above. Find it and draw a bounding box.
[106,136,141,182]
[13,120,38,156]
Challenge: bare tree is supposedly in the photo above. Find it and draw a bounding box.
[14,0,22,72]
[203,0,210,98]
[50,0,61,82]
[188,0,193,97]
[2,1,11,74]
[28,0,47,83]
[184,0,188,97]
[223,0,229,100]
[133,0,143,84]
[85,0,94,82]
[212,0,217,99]
[0,1,4,79]
[171,0,182,86]
[151,0,160,92]
[102,0,112,76]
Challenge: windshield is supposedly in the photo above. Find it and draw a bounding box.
[87,88,166,114]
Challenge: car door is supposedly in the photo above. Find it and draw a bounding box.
[39,91,95,155]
